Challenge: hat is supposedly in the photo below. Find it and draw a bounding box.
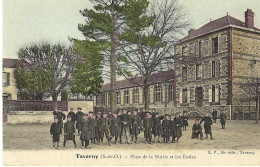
[54,115,58,119]
[165,114,170,117]
[144,112,152,115]
[77,107,82,110]
[83,113,88,116]
[152,112,160,116]
[58,108,62,110]
[70,108,73,110]
[89,111,93,114]
[67,115,72,118]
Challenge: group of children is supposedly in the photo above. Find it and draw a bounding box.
[50,107,223,150]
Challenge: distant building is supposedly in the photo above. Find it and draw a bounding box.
[174,9,260,120]
[93,70,176,114]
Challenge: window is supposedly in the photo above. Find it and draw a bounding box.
[168,85,174,102]
[116,91,121,105]
[198,41,202,57]
[133,88,139,104]
[102,93,106,105]
[182,46,187,56]
[2,72,10,86]
[182,67,188,82]
[212,85,216,102]
[212,37,218,54]
[108,93,111,106]
[154,86,162,102]
[196,64,202,80]
[182,88,188,103]
[212,61,216,78]
[124,90,129,104]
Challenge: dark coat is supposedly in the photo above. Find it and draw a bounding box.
[162,119,171,138]
[169,119,176,137]
[212,110,217,120]
[75,111,83,129]
[50,122,62,142]
[63,121,75,140]
[143,117,153,138]
[80,119,91,141]
[95,118,102,139]
[192,123,203,138]
[111,117,121,138]
[152,117,162,136]
[53,111,66,128]
[68,111,76,123]
[174,118,183,138]
[200,116,212,134]
[220,113,227,123]
[99,118,111,130]
[131,115,141,135]
[181,115,188,126]
[89,118,96,139]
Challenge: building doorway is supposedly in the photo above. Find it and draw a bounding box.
[196,87,203,107]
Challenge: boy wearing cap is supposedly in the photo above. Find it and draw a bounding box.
[169,114,176,143]
[152,113,163,143]
[174,113,183,142]
[88,112,96,144]
[162,114,171,143]
[200,113,214,140]
[99,113,111,146]
[130,111,141,143]
[96,114,102,145]
[192,119,203,140]
[75,107,83,135]
[79,113,91,149]
[53,108,66,130]
[68,108,76,124]
[121,110,131,144]
[111,113,121,144]
[63,115,77,149]
[50,117,62,149]
[143,112,153,144]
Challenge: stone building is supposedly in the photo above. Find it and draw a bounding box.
[93,70,176,114]
[174,9,260,120]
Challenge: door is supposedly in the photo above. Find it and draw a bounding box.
[196,87,203,107]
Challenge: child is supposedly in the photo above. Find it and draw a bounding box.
[143,112,153,144]
[111,113,121,144]
[200,113,214,140]
[63,115,77,149]
[152,113,162,143]
[162,114,171,143]
[174,113,183,142]
[50,117,62,149]
[79,113,91,149]
[53,108,66,130]
[99,113,111,146]
[181,113,188,131]
[130,111,141,143]
[169,114,176,143]
[192,119,203,140]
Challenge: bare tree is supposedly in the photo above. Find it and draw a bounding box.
[118,0,190,112]
[18,43,79,110]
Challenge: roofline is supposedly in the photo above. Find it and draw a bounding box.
[177,25,260,45]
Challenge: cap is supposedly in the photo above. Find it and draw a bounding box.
[83,113,88,116]
[77,107,82,110]
[165,114,170,117]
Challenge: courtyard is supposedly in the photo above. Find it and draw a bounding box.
[3,120,260,150]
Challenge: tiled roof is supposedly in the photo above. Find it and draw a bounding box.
[101,69,174,92]
[3,58,32,68]
[179,15,260,43]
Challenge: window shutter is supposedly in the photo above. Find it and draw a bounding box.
[7,73,10,86]
[208,86,212,102]
[179,91,182,104]
[208,38,212,56]
[202,63,205,79]
[216,60,220,77]
[215,85,219,102]
[208,61,212,78]
[187,88,190,103]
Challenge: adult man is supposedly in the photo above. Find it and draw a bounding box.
[68,108,76,124]
[212,109,217,123]
[75,107,83,135]
[99,113,111,146]
[220,111,227,129]
[192,119,203,140]
[79,113,91,149]
[200,113,214,140]
[162,114,171,143]
[152,113,162,143]
[131,111,141,143]
[174,113,183,142]
[121,110,131,144]
[143,112,153,144]
[63,115,77,149]
[53,108,66,130]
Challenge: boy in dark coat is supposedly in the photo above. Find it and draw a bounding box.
[212,109,217,123]
[220,111,227,129]
[181,113,188,131]
[174,113,183,142]
[68,108,76,124]
[152,113,163,143]
[53,108,66,130]
[117,110,123,143]
[200,113,214,140]
[169,114,176,143]
[75,107,83,135]
[79,113,91,149]
[50,117,62,149]
[192,119,203,140]
[162,114,171,143]
[99,113,111,146]
[63,115,77,149]
[96,114,102,145]
[111,113,121,144]
[143,112,153,144]
[131,111,141,143]
[89,113,96,144]
[121,110,131,144]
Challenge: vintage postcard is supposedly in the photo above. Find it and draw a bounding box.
[1,0,260,166]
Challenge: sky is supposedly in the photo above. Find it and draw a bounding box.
[2,0,260,58]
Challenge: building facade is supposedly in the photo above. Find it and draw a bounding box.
[93,70,176,114]
[174,9,260,120]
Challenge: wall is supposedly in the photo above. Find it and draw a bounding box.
[67,100,94,113]
[7,111,54,124]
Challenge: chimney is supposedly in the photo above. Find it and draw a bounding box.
[245,9,254,28]
[188,28,195,34]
